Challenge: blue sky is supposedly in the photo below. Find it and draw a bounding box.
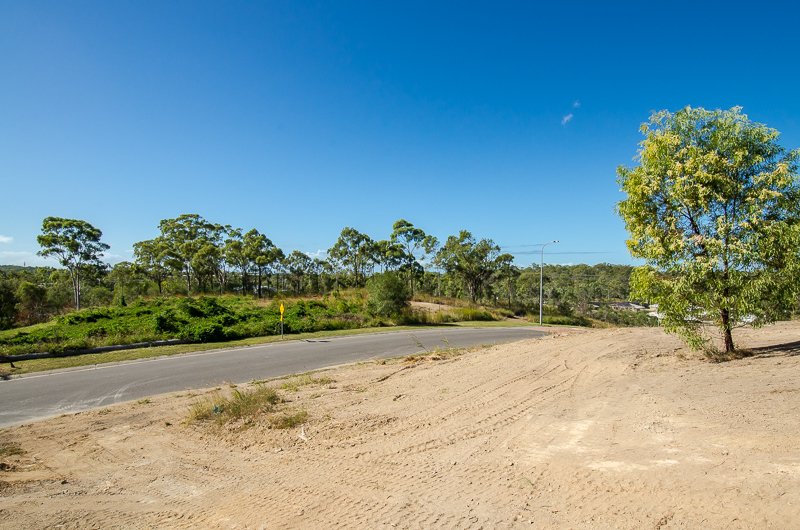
[2,0,799,268]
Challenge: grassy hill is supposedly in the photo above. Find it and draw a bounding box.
[0,293,376,356]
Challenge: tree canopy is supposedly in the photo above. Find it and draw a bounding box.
[618,107,800,352]
[435,231,501,303]
[37,217,110,310]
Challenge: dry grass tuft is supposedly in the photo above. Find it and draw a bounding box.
[279,374,335,392]
[0,442,25,457]
[188,385,281,426]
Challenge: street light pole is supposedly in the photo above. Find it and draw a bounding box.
[540,240,559,326]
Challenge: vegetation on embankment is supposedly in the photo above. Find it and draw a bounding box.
[0,292,520,357]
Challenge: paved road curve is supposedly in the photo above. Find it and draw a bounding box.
[0,327,545,427]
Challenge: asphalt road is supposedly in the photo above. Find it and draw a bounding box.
[0,326,545,427]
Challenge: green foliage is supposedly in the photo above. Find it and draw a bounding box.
[83,285,113,307]
[0,294,372,355]
[188,385,281,426]
[366,272,410,317]
[188,384,308,430]
[0,276,16,330]
[540,315,591,326]
[618,107,800,351]
[451,307,494,321]
[37,217,110,310]
[435,231,502,303]
[328,227,375,287]
[15,281,49,325]
[390,219,438,295]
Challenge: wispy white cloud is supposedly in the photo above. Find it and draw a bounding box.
[561,113,574,126]
[572,100,581,109]
[0,250,49,266]
[304,249,327,259]
[0,235,12,244]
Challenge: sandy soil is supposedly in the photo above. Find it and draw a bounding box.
[1,323,799,529]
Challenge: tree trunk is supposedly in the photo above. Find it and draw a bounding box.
[72,269,81,310]
[721,308,735,353]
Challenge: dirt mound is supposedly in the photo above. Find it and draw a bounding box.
[1,323,799,528]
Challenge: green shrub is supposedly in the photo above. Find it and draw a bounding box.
[181,321,226,342]
[541,315,591,326]
[366,273,409,317]
[61,308,114,325]
[153,309,180,333]
[452,307,495,321]
[188,385,281,425]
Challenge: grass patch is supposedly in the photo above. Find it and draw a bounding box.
[279,374,335,392]
[0,293,375,356]
[188,385,282,426]
[0,442,25,457]
[269,410,309,429]
[404,345,473,363]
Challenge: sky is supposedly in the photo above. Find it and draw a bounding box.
[2,0,799,269]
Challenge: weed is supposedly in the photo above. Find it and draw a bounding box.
[188,385,281,426]
[270,410,308,429]
[136,398,152,405]
[0,442,25,457]
[280,374,335,392]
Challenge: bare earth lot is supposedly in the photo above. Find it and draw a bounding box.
[1,323,799,528]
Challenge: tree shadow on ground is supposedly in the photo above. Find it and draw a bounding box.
[745,340,800,358]
[711,340,800,362]
[704,339,800,362]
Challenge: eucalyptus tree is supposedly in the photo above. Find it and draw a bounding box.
[107,261,138,304]
[618,106,800,352]
[390,219,438,295]
[373,240,406,273]
[328,227,375,287]
[493,253,518,307]
[133,237,170,294]
[37,217,110,310]
[435,231,501,303]
[224,228,250,294]
[285,250,313,293]
[242,228,282,297]
[157,214,225,294]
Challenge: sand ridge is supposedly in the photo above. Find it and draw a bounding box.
[1,323,799,528]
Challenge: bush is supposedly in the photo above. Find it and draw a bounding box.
[452,307,495,321]
[181,321,226,342]
[153,309,180,333]
[366,273,409,317]
[541,315,591,326]
[189,385,281,425]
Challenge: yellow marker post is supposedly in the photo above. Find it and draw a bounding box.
[279,303,285,339]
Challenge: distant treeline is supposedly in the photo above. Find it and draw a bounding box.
[0,214,642,329]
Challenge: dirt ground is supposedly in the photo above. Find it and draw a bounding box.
[1,322,799,529]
